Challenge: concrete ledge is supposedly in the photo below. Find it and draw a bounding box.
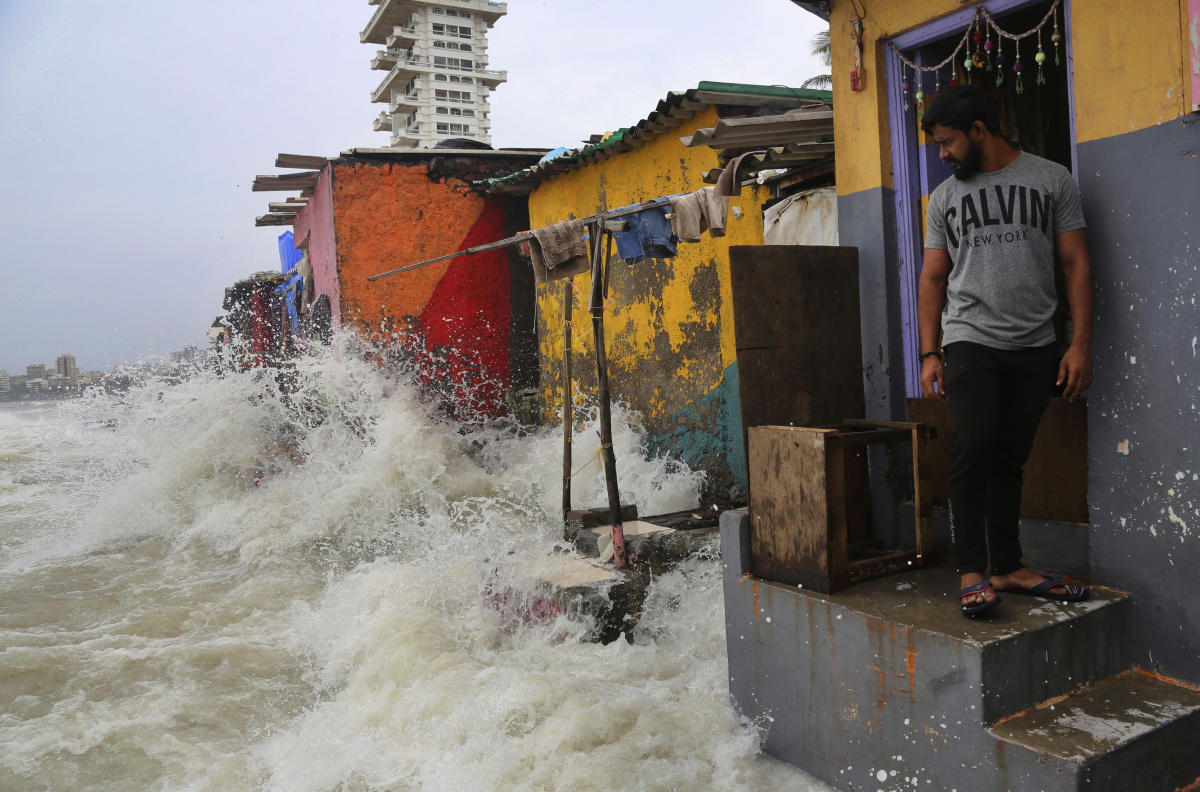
[991,670,1200,790]
[719,508,1141,790]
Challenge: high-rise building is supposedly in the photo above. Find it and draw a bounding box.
[0,370,9,393]
[27,363,47,380]
[361,0,508,148]
[56,353,80,380]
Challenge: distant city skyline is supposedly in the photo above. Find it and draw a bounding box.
[2,355,99,377]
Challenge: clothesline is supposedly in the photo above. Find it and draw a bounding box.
[366,197,674,282]
[365,149,765,282]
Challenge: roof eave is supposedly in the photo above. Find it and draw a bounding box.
[788,0,831,22]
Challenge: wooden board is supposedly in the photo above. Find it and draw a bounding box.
[748,425,843,591]
[252,172,321,192]
[1022,397,1089,523]
[274,153,328,169]
[906,396,1088,523]
[729,245,865,480]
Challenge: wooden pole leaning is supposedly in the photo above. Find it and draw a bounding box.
[589,224,627,568]
[561,278,574,528]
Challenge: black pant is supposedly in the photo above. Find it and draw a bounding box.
[944,341,1057,576]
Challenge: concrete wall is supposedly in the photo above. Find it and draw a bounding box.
[294,166,339,327]
[822,0,1200,680]
[328,160,519,418]
[1077,115,1200,680]
[527,105,769,503]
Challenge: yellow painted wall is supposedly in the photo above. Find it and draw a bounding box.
[828,0,1194,196]
[528,105,766,442]
[1070,0,1189,142]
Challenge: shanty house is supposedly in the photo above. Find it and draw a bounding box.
[485,82,837,504]
[717,1,1200,789]
[254,147,544,418]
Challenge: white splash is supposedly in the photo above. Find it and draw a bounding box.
[0,336,828,792]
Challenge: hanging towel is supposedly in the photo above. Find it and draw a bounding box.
[613,205,677,263]
[715,151,759,197]
[668,191,705,243]
[529,220,591,283]
[669,187,730,242]
[700,186,729,237]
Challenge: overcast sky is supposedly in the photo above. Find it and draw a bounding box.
[0,1,826,373]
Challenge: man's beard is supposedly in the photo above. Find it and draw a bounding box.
[950,139,984,180]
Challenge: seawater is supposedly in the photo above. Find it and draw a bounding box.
[0,339,830,792]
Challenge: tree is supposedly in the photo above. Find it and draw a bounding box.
[801,29,832,90]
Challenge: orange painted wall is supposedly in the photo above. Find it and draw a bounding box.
[331,162,486,332]
[324,160,520,418]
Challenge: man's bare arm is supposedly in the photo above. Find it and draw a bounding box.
[918,247,952,398]
[1055,228,1094,401]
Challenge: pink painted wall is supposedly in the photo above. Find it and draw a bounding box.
[293,166,340,328]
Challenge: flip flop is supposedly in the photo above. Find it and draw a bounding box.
[959,580,1001,617]
[1001,576,1089,602]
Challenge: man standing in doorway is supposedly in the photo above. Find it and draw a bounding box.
[917,85,1093,616]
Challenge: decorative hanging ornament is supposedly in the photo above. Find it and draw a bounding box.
[1014,38,1025,94]
[902,63,910,110]
[995,41,1006,87]
[1051,4,1062,65]
[984,26,994,71]
[1036,28,1047,85]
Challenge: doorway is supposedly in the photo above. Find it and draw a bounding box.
[884,0,1089,524]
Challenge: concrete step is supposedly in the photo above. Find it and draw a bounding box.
[801,561,1132,725]
[989,670,1200,790]
[719,508,1145,791]
[486,511,721,644]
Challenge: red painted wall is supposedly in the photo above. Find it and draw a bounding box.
[330,161,513,418]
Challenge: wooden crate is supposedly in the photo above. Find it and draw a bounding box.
[748,420,935,593]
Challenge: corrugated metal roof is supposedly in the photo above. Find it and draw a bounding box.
[478,82,832,195]
[789,0,831,21]
[679,107,834,149]
[682,106,836,182]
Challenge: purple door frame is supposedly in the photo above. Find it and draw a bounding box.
[885,0,1078,398]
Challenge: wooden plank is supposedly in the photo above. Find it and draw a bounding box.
[267,202,302,213]
[275,154,328,169]
[749,425,834,591]
[831,428,915,447]
[905,398,952,507]
[825,434,849,589]
[1022,397,1089,523]
[252,172,320,192]
[255,214,295,227]
[906,397,1089,523]
[841,442,873,547]
[911,424,934,559]
[847,549,920,582]
[730,245,865,470]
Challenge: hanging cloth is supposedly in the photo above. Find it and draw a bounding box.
[613,204,677,263]
[528,219,591,283]
[715,151,759,197]
[668,186,729,242]
[273,272,304,337]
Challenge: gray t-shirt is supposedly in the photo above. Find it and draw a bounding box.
[925,151,1086,350]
